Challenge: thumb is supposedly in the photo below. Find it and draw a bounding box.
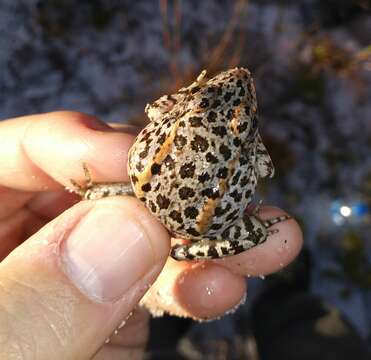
[0,196,170,359]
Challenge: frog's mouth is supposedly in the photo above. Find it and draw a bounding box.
[255,134,275,178]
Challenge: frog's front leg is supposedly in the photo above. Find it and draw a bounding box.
[70,163,134,200]
[170,214,291,261]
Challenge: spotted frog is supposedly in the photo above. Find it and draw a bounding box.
[76,68,290,261]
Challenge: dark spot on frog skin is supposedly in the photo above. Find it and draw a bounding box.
[211,99,221,109]
[233,99,241,106]
[230,189,242,202]
[207,111,217,122]
[191,135,209,152]
[140,131,151,142]
[186,228,200,236]
[149,200,157,213]
[198,172,210,183]
[226,109,234,120]
[231,170,241,185]
[157,133,166,145]
[189,116,203,127]
[206,152,218,164]
[233,138,241,147]
[185,253,196,260]
[170,210,183,223]
[162,117,171,126]
[139,148,149,159]
[237,122,249,133]
[216,167,228,179]
[210,223,223,230]
[219,144,231,160]
[240,175,250,186]
[212,126,227,137]
[223,92,233,102]
[226,209,239,222]
[207,246,218,258]
[174,134,187,150]
[239,155,249,166]
[230,241,245,254]
[216,203,232,218]
[179,186,195,200]
[136,162,144,172]
[141,183,151,192]
[221,228,230,238]
[151,163,161,175]
[244,189,252,199]
[201,187,220,199]
[220,246,230,255]
[164,154,175,170]
[184,206,199,219]
[156,194,170,209]
[180,162,196,178]
[131,174,138,184]
[234,226,241,239]
[200,98,209,108]
[214,206,226,217]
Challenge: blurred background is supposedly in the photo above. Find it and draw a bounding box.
[1,0,370,359]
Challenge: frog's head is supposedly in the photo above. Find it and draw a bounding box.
[255,134,275,178]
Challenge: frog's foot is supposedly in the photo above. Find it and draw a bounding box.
[69,163,134,200]
[171,214,292,261]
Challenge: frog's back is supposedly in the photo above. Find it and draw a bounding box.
[128,68,260,239]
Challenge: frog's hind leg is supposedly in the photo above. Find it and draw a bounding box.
[171,216,264,261]
[170,238,246,261]
[170,214,292,261]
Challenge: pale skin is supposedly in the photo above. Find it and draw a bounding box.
[0,111,303,359]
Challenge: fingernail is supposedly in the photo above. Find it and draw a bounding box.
[61,206,157,302]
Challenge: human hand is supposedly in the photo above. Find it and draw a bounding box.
[0,111,302,359]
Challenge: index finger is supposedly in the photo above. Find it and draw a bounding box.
[0,111,136,192]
